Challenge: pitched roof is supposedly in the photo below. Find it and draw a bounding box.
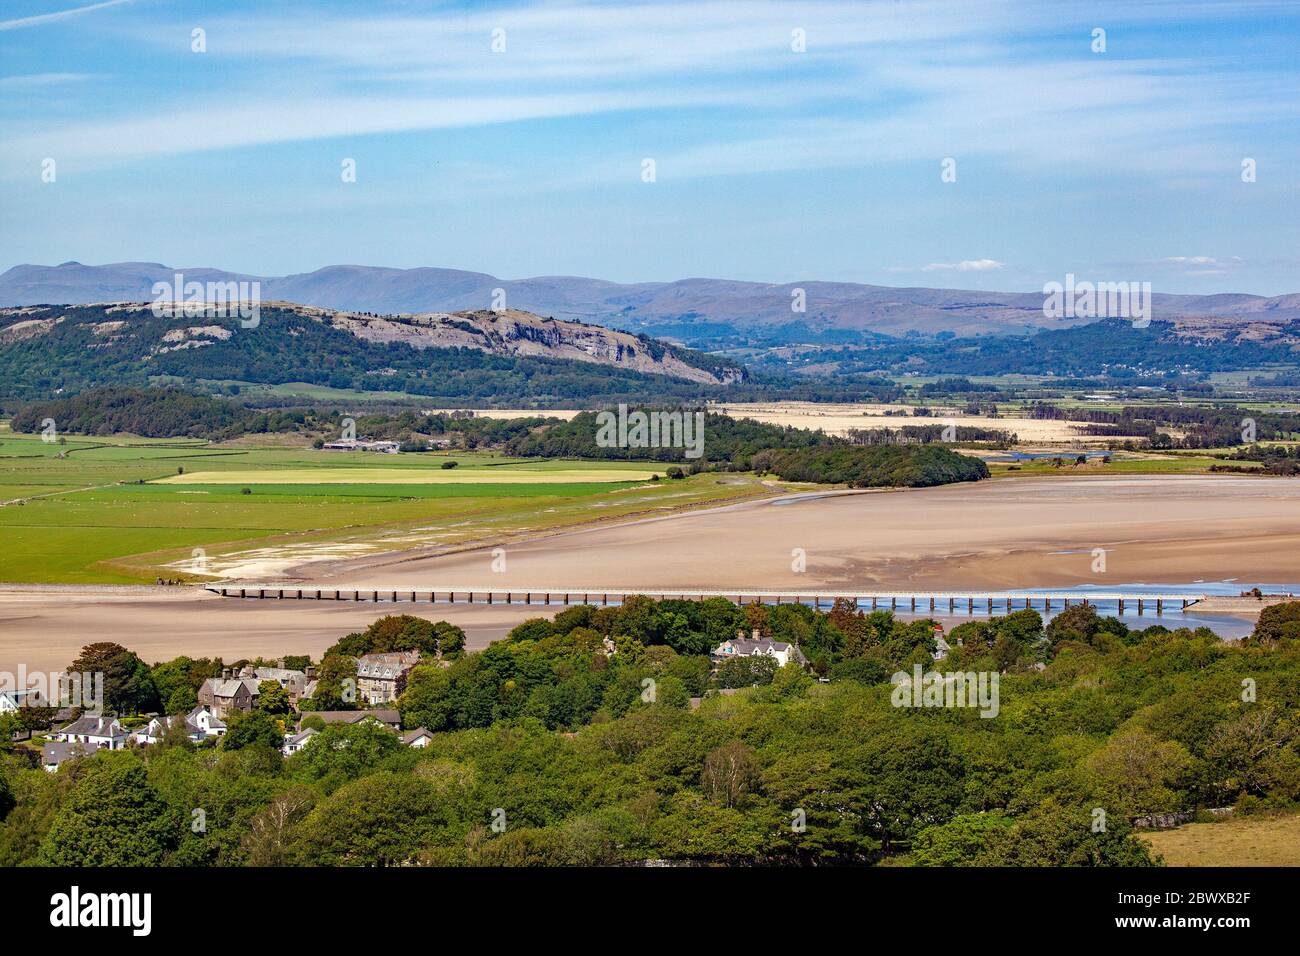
[42,741,90,765]
[356,652,420,680]
[187,704,226,729]
[131,714,203,739]
[253,667,307,684]
[400,727,433,745]
[711,638,808,663]
[308,709,401,726]
[284,728,319,746]
[201,677,261,698]
[57,715,125,738]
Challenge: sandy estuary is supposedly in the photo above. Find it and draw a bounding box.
[2,475,1297,672]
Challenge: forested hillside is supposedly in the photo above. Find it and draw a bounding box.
[0,304,741,404]
[4,600,1298,867]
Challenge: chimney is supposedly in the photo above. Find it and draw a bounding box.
[751,628,761,640]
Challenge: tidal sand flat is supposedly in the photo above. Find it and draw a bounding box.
[0,586,536,675]
[5,474,1296,673]
[315,475,1300,592]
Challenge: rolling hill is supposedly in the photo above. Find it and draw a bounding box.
[0,301,744,403]
[5,261,1300,346]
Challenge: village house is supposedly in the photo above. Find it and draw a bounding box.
[282,727,319,756]
[129,713,206,747]
[401,727,435,748]
[308,709,402,730]
[322,438,401,454]
[53,715,128,751]
[0,689,42,713]
[197,675,262,718]
[187,704,227,738]
[933,625,951,662]
[710,630,809,669]
[356,651,419,705]
[41,740,89,772]
[240,665,311,703]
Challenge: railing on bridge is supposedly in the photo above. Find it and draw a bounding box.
[205,585,1205,614]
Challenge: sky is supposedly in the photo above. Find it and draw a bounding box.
[1,0,1298,294]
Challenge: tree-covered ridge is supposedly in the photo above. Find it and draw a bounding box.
[503,411,989,485]
[756,443,989,487]
[3,601,1299,867]
[768,318,1300,378]
[0,304,741,403]
[11,388,256,439]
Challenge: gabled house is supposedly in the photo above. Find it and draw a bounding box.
[0,689,43,713]
[187,704,227,738]
[282,727,320,756]
[401,727,434,748]
[244,666,310,702]
[932,625,951,662]
[356,651,419,705]
[197,676,261,718]
[711,630,809,669]
[308,709,402,730]
[42,740,90,772]
[53,715,128,751]
[129,714,207,747]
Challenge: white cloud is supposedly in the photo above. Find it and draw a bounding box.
[921,259,1006,272]
[0,0,133,32]
[4,0,1299,186]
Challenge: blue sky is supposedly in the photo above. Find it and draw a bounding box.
[1,0,1299,294]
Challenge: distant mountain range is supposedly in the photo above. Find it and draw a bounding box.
[6,261,1300,347]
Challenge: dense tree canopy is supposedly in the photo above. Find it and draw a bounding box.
[4,600,1299,867]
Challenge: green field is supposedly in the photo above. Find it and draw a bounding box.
[0,432,771,584]
[156,465,661,484]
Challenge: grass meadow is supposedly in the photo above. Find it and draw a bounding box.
[1142,813,1300,866]
[0,431,766,584]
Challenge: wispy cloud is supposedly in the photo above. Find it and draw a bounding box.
[0,0,134,32]
[0,72,100,88]
[921,260,1006,272]
[6,0,1286,185]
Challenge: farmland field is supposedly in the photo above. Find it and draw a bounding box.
[1142,814,1300,866]
[155,466,661,484]
[0,431,773,584]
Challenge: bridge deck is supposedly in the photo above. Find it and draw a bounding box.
[206,585,1205,609]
